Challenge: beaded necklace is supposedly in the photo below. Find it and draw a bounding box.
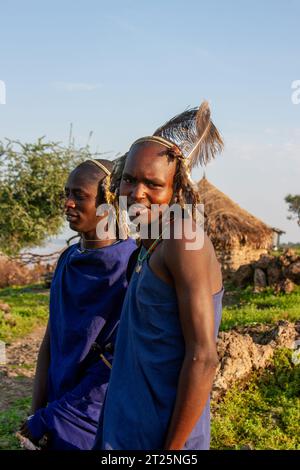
[135,220,173,274]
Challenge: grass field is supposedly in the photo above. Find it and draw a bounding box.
[211,349,300,450]
[0,283,299,450]
[1,350,299,450]
[0,284,49,343]
[221,284,300,331]
[1,283,299,342]
[0,396,31,450]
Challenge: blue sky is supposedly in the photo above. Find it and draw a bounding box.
[0,0,299,245]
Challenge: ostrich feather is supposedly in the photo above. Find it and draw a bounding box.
[153,101,223,168]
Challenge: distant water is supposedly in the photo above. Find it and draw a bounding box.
[23,225,79,255]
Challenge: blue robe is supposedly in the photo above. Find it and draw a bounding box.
[27,239,136,450]
[94,254,223,450]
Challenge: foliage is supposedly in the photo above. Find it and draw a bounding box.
[0,138,92,255]
[285,194,300,227]
[0,396,31,450]
[211,349,300,449]
[0,284,299,450]
[221,284,300,331]
[0,284,49,343]
[2,350,299,450]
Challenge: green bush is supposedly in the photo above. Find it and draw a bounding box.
[211,349,300,450]
[0,138,90,255]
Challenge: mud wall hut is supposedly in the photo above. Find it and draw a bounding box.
[197,177,279,274]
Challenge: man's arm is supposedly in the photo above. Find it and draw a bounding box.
[163,230,220,450]
[31,321,50,414]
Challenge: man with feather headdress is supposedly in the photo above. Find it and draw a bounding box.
[94,102,224,450]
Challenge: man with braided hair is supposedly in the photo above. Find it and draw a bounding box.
[94,103,224,450]
[18,159,136,450]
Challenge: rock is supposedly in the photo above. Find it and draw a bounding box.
[286,261,300,285]
[279,249,299,267]
[212,321,299,401]
[233,264,253,288]
[213,331,274,400]
[254,254,274,270]
[272,320,299,349]
[267,259,283,286]
[254,268,267,292]
[231,249,300,292]
[0,302,11,314]
[274,279,295,294]
[240,321,298,348]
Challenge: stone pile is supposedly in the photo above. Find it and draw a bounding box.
[212,320,299,400]
[233,249,300,293]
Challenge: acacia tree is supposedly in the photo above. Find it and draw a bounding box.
[0,138,95,255]
[285,194,300,227]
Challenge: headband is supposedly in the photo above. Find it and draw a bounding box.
[130,136,183,156]
[84,159,111,176]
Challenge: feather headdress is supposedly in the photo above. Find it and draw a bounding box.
[152,101,224,169]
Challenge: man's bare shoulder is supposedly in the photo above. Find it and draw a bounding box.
[161,218,222,293]
[162,217,213,259]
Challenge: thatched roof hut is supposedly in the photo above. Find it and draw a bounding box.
[197,177,278,272]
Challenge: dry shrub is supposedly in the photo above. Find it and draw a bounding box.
[0,256,51,288]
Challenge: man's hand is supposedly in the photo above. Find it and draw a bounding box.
[17,420,50,450]
[19,420,38,443]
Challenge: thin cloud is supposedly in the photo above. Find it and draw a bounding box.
[53,82,103,92]
[264,128,275,135]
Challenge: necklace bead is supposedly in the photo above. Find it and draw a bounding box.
[135,220,173,273]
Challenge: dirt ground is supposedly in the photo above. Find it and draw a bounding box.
[0,326,45,412]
